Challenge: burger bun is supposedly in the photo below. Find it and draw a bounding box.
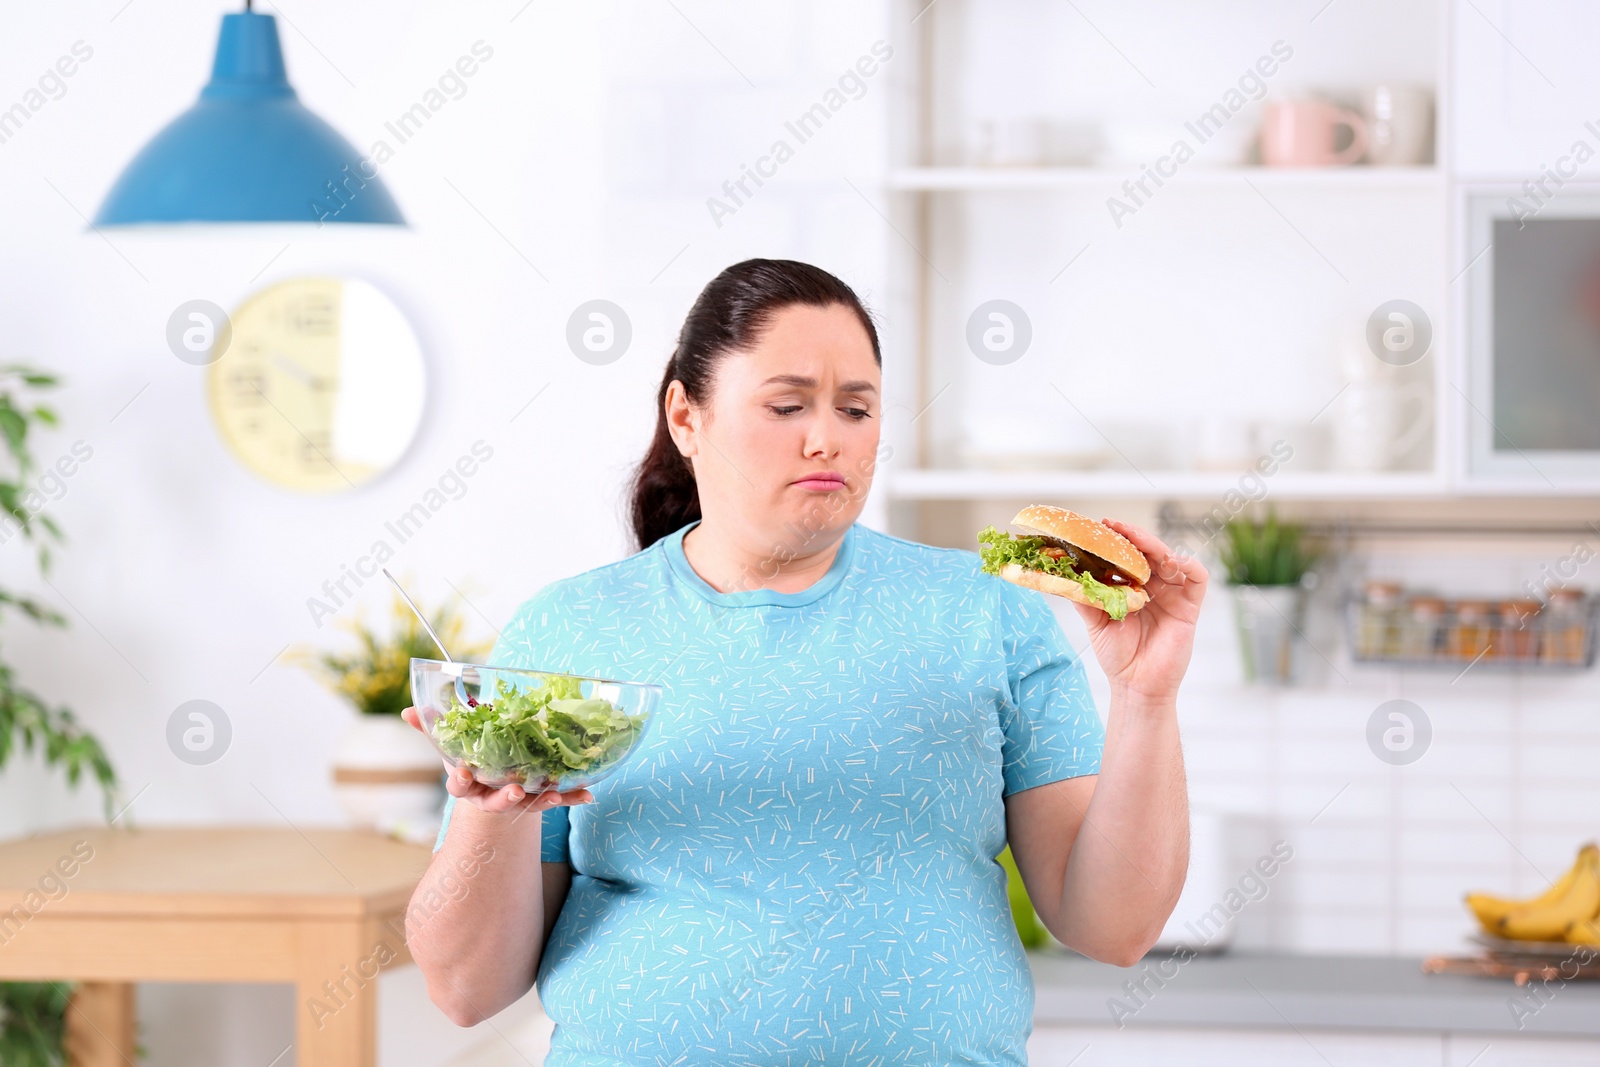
[998,563,1151,615]
[1009,504,1151,586]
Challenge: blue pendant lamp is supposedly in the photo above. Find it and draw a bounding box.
[94,1,403,226]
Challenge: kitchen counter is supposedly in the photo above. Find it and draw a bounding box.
[1030,950,1600,1038]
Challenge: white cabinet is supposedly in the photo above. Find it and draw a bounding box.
[1451,0,1600,177]
[1446,1033,1600,1064]
[1028,1025,1441,1066]
[1028,1025,1600,1065]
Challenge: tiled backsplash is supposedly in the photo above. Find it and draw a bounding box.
[1054,542,1600,957]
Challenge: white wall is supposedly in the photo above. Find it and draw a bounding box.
[0,1,892,1062]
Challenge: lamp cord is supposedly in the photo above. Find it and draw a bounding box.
[245,0,253,10]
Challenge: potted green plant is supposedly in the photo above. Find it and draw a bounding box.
[0,367,118,812]
[1218,512,1318,684]
[294,591,490,841]
[0,367,122,1064]
[0,982,71,1066]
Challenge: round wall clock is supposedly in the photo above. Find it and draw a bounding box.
[206,276,426,493]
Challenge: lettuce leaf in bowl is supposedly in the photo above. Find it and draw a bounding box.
[430,673,646,786]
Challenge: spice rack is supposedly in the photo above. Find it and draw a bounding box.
[1345,583,1597,670]
[1153,509,1600,671]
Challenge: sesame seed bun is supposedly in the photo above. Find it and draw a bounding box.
[1010,505,1151,585]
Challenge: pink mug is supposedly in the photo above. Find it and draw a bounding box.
[1260,100,1368,167]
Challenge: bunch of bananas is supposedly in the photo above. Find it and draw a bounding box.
[1466,843,1600,944]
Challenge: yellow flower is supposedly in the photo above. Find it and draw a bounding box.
[290,589,493,715]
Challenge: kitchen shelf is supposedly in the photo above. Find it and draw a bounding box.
[1158,507,1600,539]
[1447,476,1600,497]
[884,468,1451,502]
[888,166,1444,193]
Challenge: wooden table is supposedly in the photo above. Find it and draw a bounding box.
[0,827,432,1067]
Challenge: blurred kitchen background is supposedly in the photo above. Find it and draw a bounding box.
[4,0,1600,1063]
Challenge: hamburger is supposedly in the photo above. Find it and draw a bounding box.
[977,505,1151,620]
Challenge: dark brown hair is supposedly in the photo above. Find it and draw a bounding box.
[628,258,881,552]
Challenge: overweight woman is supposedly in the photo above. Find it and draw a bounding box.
[403,259,1204,1065]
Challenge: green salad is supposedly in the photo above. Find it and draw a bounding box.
[977,525,1132,621]
[431,673,647,786]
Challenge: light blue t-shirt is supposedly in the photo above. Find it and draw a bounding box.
[434,519,1104,1066]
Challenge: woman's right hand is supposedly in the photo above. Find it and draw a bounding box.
[401,706,594,815]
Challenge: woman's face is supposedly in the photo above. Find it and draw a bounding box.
[670,302,881,562]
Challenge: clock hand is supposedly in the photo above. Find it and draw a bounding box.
[270,351,321,389]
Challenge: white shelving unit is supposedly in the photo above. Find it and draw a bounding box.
[886,467,1600,502]
[875,0,1558,533]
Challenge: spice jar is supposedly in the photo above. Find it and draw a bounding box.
[1498,599,1541,663]
[1356,581,1404,660]
[1400,596,1446,661]
[1450,600,1496,662]
[1540,588,1590,665]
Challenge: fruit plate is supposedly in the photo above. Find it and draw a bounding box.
[1469,932,1597,957]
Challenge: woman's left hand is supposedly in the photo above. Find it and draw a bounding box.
[1071,520,1207,704]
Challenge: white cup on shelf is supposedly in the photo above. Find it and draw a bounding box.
[959,409,1109,469]
[1331,380,1432,471]
[1189,415,1256,472]
[966,117,1047,167]
[1095,117,1179,167]
[1360,84,1433,166]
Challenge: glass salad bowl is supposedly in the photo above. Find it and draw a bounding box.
[409,658,660,794]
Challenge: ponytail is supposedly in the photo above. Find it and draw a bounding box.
[629,354,702,552]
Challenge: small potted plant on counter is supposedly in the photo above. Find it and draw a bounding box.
[294,589,491,842]
[1220,512,1318,684]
